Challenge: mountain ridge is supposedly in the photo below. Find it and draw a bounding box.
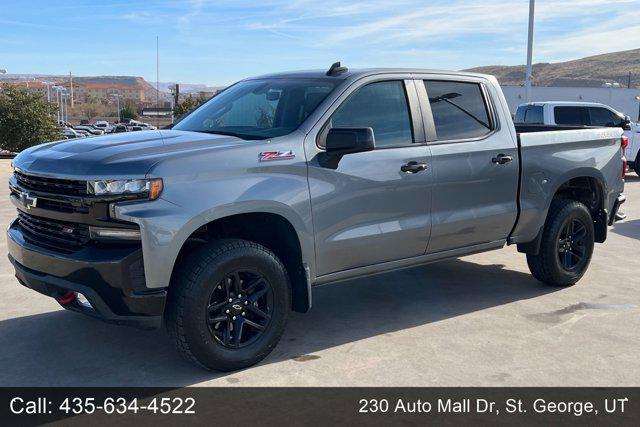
[465,48,640,88]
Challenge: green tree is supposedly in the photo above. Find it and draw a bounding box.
[120,104,138,120]
[119,104,139,121]
[173,94,208,118]
[0,86,61,152]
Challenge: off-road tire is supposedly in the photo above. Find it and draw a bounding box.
[526,199,594,286]
[165,239,291,371]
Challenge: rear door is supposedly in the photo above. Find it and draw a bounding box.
[306,77,433,276]
[417,77,519,253]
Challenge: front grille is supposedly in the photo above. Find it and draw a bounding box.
[18,211,90,250]
[14,171,87,196]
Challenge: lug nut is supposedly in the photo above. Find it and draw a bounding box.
[226,309,230,314]
[229,298,233,302]
[232,316,237,320]
[244,301,249,305]
[242,312,246,316]
[238,294,242,298]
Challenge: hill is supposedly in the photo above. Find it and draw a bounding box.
[466,48,640,88]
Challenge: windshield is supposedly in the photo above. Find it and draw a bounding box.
[174,78,339,139]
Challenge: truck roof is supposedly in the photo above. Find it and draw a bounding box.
[522,101,610,107]
[245,68,494,81]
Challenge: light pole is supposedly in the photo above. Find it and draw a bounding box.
[52,86,66,124]
[42,81,55,103]
[524,0,535,102]
[61,93,69,124]
[111,93,123,123]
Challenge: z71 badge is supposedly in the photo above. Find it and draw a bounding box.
[259,151,295,161]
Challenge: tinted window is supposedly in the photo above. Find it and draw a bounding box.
[588,107,623,127]
[554,106,588,126]
[424,80,492,140]
[174,78,338,139]
[514,105,543,124]
[330,81,413,148]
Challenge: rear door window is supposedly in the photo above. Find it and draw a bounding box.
[423,80,493,141]
[554,106,588,126]
[514,105,543,124]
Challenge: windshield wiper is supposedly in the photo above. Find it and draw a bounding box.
[195,130,269,140]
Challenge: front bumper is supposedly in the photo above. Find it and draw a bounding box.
[7,220,166,329]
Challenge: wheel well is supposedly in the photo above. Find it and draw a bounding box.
[552,176,607,243]
[172,213,310,313]
[517,176,606,255]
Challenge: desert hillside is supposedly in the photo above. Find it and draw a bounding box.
[466,48,640,87]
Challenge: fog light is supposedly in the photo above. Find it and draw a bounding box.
[89,226,141,240]
[74,292,92,309]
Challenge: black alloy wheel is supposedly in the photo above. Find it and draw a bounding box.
[556,218,588,272]
[207,270,273,349]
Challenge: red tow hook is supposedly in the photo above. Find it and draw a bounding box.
[58,292,76,305]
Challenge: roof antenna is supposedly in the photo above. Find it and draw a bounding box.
[326,61,348,76]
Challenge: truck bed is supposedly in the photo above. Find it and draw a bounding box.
[509,126,624,246]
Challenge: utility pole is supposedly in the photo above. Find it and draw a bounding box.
[69,72,74,107]
[156,35,160,128]
[628,72,632,89]
[524,0,535,103]
[112,93,123,123]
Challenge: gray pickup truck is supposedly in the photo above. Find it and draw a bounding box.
[8,64,626,371]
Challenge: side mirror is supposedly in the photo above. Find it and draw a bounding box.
[325,127,375,156]
[622,115,632,131]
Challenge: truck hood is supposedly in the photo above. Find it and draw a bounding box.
[12,130,250,179]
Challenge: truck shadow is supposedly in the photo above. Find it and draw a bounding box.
[0,258,560,386]
[611,219,640,240]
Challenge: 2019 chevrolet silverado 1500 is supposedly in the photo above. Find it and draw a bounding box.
[8,64,626,371]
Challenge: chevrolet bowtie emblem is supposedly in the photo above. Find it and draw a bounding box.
[19,192,38,210]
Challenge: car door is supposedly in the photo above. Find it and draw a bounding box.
[416,77,519,253]
[306,77,432,276]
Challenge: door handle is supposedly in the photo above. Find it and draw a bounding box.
[401,161,428,173]
[491,154,513,165]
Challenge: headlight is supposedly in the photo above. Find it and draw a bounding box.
[87,178,163,200]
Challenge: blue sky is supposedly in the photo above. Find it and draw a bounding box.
[1,0,638,86]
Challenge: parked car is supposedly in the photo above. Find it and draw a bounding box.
[514,101,631,129]
[93,120,110,129]
[8,66,626,371]
[112,124,129,133]
[624,121,640,176]
[74,125,104,136]
[61,128,86,139]
[514,101,636,175]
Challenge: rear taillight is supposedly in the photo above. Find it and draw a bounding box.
[621,135,629,154]
[621,136,628,178]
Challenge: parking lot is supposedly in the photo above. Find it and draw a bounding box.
[0,158,638,387]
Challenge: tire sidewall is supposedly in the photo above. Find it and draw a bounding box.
[545,202,594,284]
[181,245,290,369]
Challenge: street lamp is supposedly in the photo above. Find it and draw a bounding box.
[61,93,69,124]
[111,93,123,123]
[41,81,55,103]
[52,85,66,124]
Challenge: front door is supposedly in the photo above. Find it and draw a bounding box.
[307,79,433,276]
